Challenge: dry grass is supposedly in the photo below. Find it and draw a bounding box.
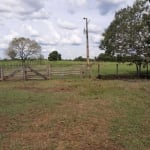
[0,79,150,150]
[1,97,120,149]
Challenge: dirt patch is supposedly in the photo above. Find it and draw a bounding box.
[17,86,73,93]
[0,115,10,133]
[1,99,124,149]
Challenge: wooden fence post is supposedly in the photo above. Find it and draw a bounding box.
[98,63,100,75]
[80,65,84,78]
[0,66,4,81]
[87,64,91,78]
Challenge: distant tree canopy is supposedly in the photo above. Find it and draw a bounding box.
[48,51,61,61]
[6,37,41,63]
[96,53,116,62]
[96,53,138,62]
[74,56,86,61]
[99,0,150,75]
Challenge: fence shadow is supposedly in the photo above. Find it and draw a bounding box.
[96,74,150,80]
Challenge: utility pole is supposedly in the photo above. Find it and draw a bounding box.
[83,17,90,66]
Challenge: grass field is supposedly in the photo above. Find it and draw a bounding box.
[0,78,150,150]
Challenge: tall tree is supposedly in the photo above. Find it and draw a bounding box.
[100,0,150,75]
[6,37,41,63]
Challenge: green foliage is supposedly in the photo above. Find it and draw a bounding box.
[96,53,116,62]
[74,56,86,61]
[100,0,150,58]
[48,51,61,61]
[95,53,142,62]
[99,0,150,76]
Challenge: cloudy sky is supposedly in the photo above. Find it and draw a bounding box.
[0,0,135,59]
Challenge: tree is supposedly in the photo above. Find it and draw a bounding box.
[6,37,41,63]
[48,51,61,61]
[100,0,150,76]
[143,7,150,50]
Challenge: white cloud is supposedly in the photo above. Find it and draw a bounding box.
[0,0,47,20]
[60,29,82,45]
[61,34,82,45]
[29,8,49,20]
[36,35,59,46]
[0,0,21,12]
[97,0,124,15]
[44,21,61,42]
[97,0,124,4]
[0,43,7,50]
[21,24,39,37]
[65,0,87,14]
[91,34,101,44]
[0,0,136,59]
[2,31,19,43]
[57,19,77,30]
[66,0,87,6]
[32,20,61,46]
[0,31,19,57]
[88,24,101,33]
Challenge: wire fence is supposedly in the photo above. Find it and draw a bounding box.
[95,62,150,79]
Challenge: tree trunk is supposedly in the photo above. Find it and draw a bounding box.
[146,63,149,78]
[116,63,119,76]
[136,63,139,77]
[136,63,142,78]
[139,63,141,77]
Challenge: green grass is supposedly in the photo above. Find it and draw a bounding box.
[0,79,150,149]
[0,60,84,66]
[1,60,150,77]
[0,81,69,116]
[92,62,150,76]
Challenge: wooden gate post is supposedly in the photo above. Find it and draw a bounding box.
[47,65,51,79]
[23,65,27,80]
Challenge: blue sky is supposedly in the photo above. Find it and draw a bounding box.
[0,0,135,59]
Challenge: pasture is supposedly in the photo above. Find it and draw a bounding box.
[0,61,150,149]
[0,77,150,149]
